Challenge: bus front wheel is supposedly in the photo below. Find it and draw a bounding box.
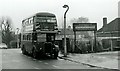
[22,46,27,55]
[53,52,58,59]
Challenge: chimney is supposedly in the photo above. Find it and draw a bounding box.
[118,1,120,18]
[103,17,107,27]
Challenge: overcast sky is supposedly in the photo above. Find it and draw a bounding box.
[0,0,119,30]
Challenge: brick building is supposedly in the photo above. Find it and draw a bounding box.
[97,18,120,50]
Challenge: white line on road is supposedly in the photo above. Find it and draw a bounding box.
[52,65,59,68]
[27,56,32,58]
[34,67,40,69]
[12,60,20,62]
[38,61,42,62]
[44,62,49,64]
[33,59,37,61]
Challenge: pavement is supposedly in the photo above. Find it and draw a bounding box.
[58,51,119,70]
[0,50,2,70]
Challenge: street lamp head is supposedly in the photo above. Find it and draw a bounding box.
[16,28,20,34]
[63,5,69,8]
[16,28,19,30]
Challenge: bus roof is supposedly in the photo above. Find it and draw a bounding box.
[35,12,55,17]
[22,12,56,22]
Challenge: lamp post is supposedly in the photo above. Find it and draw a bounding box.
[63,5,69,57]
[0,20,2,44]
[16,28,19,48]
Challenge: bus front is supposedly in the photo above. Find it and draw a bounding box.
[33,13,59,59]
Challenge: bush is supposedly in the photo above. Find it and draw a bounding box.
[10,41,17,48]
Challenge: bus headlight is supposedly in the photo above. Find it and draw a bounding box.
[54,45,59,48]
[55,26,58,30]
[40,48,42,50]
[53,48,55,50]
[54,45,59,51]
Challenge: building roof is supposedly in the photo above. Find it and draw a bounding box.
[97,18,120,32]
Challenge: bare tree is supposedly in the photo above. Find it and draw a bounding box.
[77,17,89,23]
[70,17,89,24]
[1,17,15,48]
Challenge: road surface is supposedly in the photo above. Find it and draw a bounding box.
[0,49,102,69]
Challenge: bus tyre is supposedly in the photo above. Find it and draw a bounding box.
[22,46,27,55]
[32,49,38,59]
[53,52,58,59]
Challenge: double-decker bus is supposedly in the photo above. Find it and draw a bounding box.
[20,12,59,59]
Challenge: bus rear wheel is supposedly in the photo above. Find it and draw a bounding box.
[32,49,38,59]
[22,46,27,55]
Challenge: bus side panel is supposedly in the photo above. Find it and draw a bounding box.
[21,40,33,54]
